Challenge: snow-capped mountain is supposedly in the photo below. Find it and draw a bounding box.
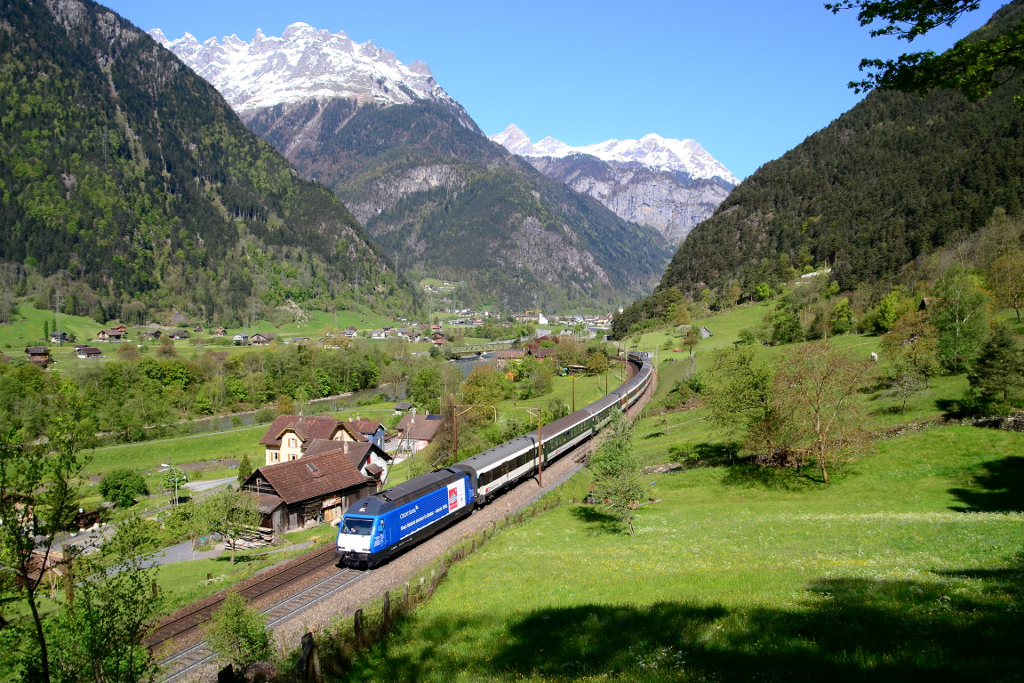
[150,23,458,118]
[490,125,736,244]
[490,124,738,185]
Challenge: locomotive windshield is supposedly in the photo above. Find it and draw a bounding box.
[341,517,374,535]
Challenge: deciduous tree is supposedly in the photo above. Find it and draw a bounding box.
[989,252,1024,323]
[100,469,149,508]
[682,328,701,356]
[705,347,797,466]
[828,0,1024,104]
[0,388,91,683]
[46,514,161,683]
[201,489,263,565]
[461,366,507,406]
[931,266,990,372]
[776,342,876,484]
[879,311,941,386]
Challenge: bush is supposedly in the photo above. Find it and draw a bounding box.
[203,592,272,670]
[99,469,149,508]
[253,406,274,424]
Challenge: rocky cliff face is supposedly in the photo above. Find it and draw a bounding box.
[490,125,736,244]
[527,155,733,244]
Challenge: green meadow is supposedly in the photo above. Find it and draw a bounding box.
[333,303,1024,683]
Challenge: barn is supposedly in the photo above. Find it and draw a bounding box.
[241,449,376,533]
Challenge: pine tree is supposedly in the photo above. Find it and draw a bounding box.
[968,323,1024,403]
[236,453,254,484]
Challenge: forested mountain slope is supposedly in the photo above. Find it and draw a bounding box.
[0,0,411,326]
[656,0,1024,299]
[246,98,673,312]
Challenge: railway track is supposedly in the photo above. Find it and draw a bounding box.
[155,548,368,681]
[148,543,341,649]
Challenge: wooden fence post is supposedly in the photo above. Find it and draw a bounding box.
[353,609,363,643]
[404,582,410,609]
[383,592,390,629]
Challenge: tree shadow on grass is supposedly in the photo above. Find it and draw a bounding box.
[343,558,1024,683]
[719,463,815,491]
[949,456,1024,513]
[568,504,625,534]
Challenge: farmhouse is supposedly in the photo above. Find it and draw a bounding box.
[24,347,52,365]
[77,346,102,359]
[233,333,249,344]
[303,438,393,480]
[251,333,275,345]
[259,414,367,466]
[389,413,444,453]
[96,329,123,342]
[347,417,386,449]
[140,330,162,341]
[241,450,376,533]
[168,330,190,340]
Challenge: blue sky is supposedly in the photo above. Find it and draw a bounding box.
[106,0,1003,179]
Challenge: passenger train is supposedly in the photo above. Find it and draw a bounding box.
[336,351,653,569]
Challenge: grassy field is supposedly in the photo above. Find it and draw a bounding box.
[154,525,334,613]
[332,301,1024,682]
[340,424,1023,683]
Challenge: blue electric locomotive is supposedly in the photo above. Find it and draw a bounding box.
[336,467,474,569]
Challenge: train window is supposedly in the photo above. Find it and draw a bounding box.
[341,517,374,535]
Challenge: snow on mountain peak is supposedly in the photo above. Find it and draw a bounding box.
[488,126,737,184]
[149,23,456,116]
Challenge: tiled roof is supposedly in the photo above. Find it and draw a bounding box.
[303,440,389,469]
[243,450,371,506]
[251,493,285,514]
[396,413,444,442]
[347,418,383,435]
[258,415,365,447]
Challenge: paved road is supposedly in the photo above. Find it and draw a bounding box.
[146,540,223,567]
[182,477,236,493]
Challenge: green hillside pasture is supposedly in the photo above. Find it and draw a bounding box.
[0,304,108,350]
[636,301,972,428]
[342,426,1024,683]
